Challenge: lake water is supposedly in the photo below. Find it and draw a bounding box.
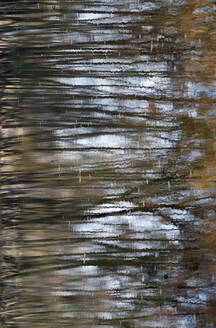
[1,1,216,327]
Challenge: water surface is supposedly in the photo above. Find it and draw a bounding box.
[1,1,216,327]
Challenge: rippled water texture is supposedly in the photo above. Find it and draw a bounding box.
[1,1,216,327]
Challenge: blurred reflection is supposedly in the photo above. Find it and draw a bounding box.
[0,0,216,327]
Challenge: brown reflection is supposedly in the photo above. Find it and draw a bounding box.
[175,0,216,84]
